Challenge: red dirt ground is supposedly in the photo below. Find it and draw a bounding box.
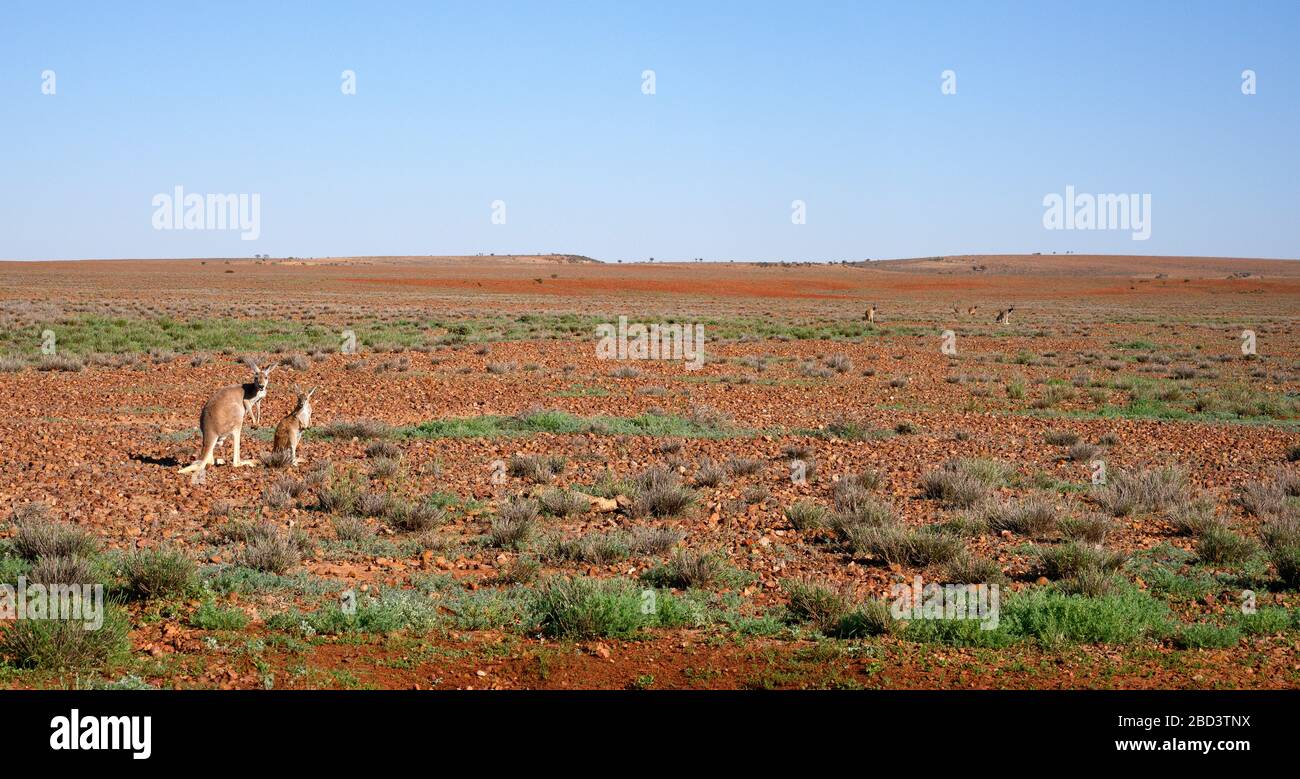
[1,254,1297,689]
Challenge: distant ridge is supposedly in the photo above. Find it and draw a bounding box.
[263,253,602,267]
[857,254,1300,279]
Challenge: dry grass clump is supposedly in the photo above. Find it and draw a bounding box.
[1056,567,1125,598]
[538,488,590,517]
[628,526,684,555]
[686,404,732,429]
[836,470,883,494]
[374,356,411,373]
[1166,496,1225,536]
[544,531,632,565]
[332,515,376,542]
[319,418,390,440]
[1034,541,1126,580]
[261,483,293,509]
[26,555,97,587]
[1091,466,1188,517]
[919,459,1006,508]
[1058,513,1116,544]
[385,497,447,532]
[1031,384,1075,409]
[1044,430,1080,446]
[725,457,764,477]
[1260,515,1300,588]
[642,548,727,588]
[824,354,853,374]
[785,500,827,531]
[261,449,295,469]
[355,490,399,518]
[1237,474,1299,519]
[692,458,728,488]
[1195,524,1256,565]
[493,555,541,586]
[828,486,896,537]
[11,508,100,561]
[508,453,566,483]
[831,474,882,520]
[630,467,695,517]
[237,522,308,574]
[36,354,85,372]
[365,440,402,459]
[316,475,360,514]
[781,580,893,637]
[845,525,962,566]
[368,457,402,480]
[1067,441,1101,462]
[980,493,1059,538]
[781,443,815,461]
[209,499,237,518]
[489,498,540,549]
[943,555,1005,585]
[123,546,198,600]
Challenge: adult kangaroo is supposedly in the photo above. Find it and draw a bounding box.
[178,363,274,474]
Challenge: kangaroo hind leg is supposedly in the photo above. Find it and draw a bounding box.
[232,427,256,467]
[179,429,218,474]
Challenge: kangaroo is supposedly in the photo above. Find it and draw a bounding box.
[272,385,316,466]
[178,363,274,474]
[994,306,1015,325]
[243,360,275,426]
[967,306,979,316]
[864,304,877,324]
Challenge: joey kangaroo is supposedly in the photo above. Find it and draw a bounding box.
[178,363,274,474]
[994,306,1015,324]
[864,304,877,324]
[272,385,316,466]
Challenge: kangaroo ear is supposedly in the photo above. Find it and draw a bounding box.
[307,386,318,397]
[293,383,302,394]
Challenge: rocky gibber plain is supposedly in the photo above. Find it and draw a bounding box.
[1,253,1298,689]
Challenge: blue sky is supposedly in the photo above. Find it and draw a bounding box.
[2,0,1296,261]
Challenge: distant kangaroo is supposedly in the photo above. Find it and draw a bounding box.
[272,385,316,466]
[995,306,1015,324]
[967,306,979,316]
[178,363,275,474]
[864,304,877,324]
